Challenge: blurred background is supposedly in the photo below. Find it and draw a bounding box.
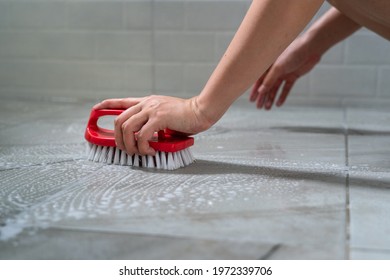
[0,0,389,104]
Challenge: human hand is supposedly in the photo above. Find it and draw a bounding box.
[250,36,321,110]
[93,95,211,156]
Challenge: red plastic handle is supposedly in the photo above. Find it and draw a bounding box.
[85,109,194,152]
[85,109,123,147]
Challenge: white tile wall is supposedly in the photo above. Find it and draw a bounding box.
[0,0,389,102]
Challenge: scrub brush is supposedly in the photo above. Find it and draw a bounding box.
[84,108,195,170]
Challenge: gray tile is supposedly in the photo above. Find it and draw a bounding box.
[0,31,41,59]
[125,63,153,92]
[7,2,67,29]
[0,228,279,260]
[378,67,390,98]
[321,42,345,64]
[346,34,390,65]
[53,209,346,259]
[153,1,185,30]
[0,161,101,228]
[125,1,152,30]
[346,107,390,132]
[186,1,247,31]
[154,32,215,62]
[155,63,184,93]
[184,63,215,94]
[68,2,123,30]
[96,31,152,61]
[350,248,390,260]
[349,172,390,251]
[0,2,9,28]
[310,66,377,97]
[0,101,89,145]
[348,136,390,172]
[2,99,380,260]
[38,32,96,60]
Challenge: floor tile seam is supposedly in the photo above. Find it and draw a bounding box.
[343,107,351,260]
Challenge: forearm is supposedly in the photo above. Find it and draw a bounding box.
[196,0,324,125]
[304,7,361,55]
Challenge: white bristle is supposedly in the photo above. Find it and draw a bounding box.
[141,155,147,167]
[167,152,175,170]
[174,152,181,169]
[161,151,167,170]
[176,151,184,167]
[99,146,108,162]
[133,154,140,167]
[107,147,115,164]
[88,144,97,161]
[147,155,154,168]
[86,144,195,170]
[120,150,127,165]
[113,148,121,165]
[155,152,161,169]
[93,145,102,162]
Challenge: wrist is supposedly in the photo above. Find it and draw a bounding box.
[189,95,221,133]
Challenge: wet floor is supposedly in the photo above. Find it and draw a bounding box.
[0,97,389,259]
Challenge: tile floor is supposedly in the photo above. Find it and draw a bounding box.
[0,97,389,259]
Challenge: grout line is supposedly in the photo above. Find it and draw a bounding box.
[343,108,351,260]
[258,243,282,260]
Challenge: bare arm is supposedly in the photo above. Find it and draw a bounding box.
[95,0,325,156]
[250,6,361,109]
[306,7,361,55]
[196,0,325,123]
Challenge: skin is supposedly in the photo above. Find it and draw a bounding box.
[94,0,390,156]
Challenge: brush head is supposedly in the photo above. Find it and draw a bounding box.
[84,109,195,169]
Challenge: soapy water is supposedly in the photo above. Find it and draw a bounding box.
[0,149,351,242]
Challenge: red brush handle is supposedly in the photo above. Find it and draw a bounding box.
[85,109,123,147]
[85,109,194,152]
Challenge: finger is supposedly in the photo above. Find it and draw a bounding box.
[277,79,296,107]
[265,79,283,110]
[136,121,158,156]
[93,97,143,110]
[121,112,149,155]
[249,74,266,102]
[256,85,268,109]
[114,105,142,152]
[256,66,282,109]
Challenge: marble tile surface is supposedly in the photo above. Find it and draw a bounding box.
[0,98,388,259]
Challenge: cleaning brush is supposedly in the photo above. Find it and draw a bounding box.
[85,108,195,170]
